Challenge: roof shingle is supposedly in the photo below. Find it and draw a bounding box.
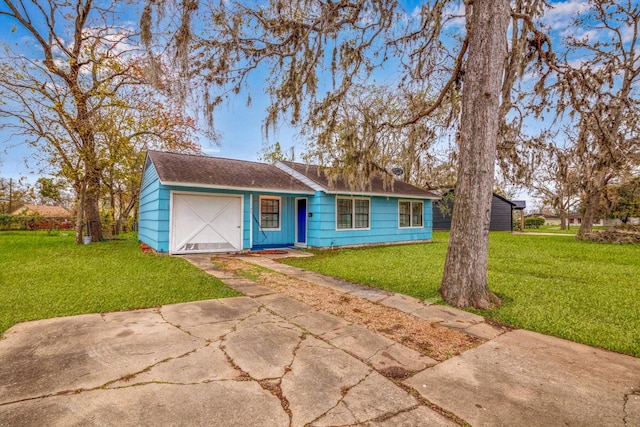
[278,162,439,199]
[11,205,71,217]
[147,151,438,199]
[147,151,314,193]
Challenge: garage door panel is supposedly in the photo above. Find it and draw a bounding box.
[171,193,242,254]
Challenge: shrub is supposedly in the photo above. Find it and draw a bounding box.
[525,216,545,229]
[0,215,73,231]
[0,214,12,230]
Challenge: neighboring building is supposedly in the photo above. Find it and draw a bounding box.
[568,214,604,226]
[138,151,439,254]
[11,204,71,218]
[432,190,517,231]
[528,213,562,226]
[604,217,640,226]
[10,204,73,230]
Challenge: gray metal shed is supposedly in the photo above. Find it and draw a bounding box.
[433,190,517,231]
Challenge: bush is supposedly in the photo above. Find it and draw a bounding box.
[0,214,12,230]
[525,216,545,229]
[0,215,73,231]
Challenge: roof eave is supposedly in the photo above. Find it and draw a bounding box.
[323,190,440,199]
[160,180,315,195]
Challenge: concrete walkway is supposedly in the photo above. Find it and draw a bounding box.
[1,252,639,426]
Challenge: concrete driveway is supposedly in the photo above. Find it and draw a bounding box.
[1,253,639,426]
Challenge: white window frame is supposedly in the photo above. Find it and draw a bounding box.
[398,200,424,228]
[259,196,281,231]
[336,197,370,230]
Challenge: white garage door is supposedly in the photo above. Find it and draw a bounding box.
[170,193,242,254]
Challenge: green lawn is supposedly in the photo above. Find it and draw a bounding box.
[520,224,608,234]
[0,231,240,334]
[282,232,640,357]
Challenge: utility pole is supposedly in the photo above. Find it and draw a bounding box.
[8,178,12,213]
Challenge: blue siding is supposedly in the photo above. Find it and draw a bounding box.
[306,194,433,248]
[251,195,297,249]
[138,163,166,251]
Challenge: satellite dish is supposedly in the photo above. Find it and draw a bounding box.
[391,167,403,176]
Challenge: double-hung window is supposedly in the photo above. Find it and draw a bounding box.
[260,196,281,230]
[337,197,370,229]
[399,200,423,228]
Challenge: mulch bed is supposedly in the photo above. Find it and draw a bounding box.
[215,257,482,361]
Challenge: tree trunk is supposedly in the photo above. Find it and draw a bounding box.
[560,208,567,230]
[577,187,601,239]
[74,181,86,244]
[84,166,103,242]
[439,0,509,309]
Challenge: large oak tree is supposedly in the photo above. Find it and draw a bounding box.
[142,0,545,308]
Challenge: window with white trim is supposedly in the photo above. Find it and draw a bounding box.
[399,200,423,228]
[260,196,281,229]
[337,197,370,229]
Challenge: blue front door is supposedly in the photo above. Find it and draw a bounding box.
[296,198,307,245]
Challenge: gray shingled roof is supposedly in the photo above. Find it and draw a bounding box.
[147,151,314,194]
[279,162,439,199]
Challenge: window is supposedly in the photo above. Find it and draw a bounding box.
[399,200,423,228]
[260,196,280,229]
[337,197,369,229]
[412,201,423,227]
[337,198,352,229]
[399,202,411,227]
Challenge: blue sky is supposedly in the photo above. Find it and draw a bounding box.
[0,0,589,206]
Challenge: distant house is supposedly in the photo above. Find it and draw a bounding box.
[433,190,518,231]
[10,204,73,230]
[11,205,71,218]
[138,151,440,254]
[568,214,604,226]
[529,213,561,226]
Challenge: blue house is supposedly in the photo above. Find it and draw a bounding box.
[139,151,439,254]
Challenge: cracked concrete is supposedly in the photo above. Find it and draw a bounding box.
[405,329,640,426]
[2,251,639,426]
[0,293,451,426]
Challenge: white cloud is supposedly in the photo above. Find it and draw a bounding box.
[443,2,465,31]
[202,147,221,155]
[541,0,589,30]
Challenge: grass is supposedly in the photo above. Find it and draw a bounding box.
[520,224,608,234]
[0,231,240,335]
[282,231,640,358]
